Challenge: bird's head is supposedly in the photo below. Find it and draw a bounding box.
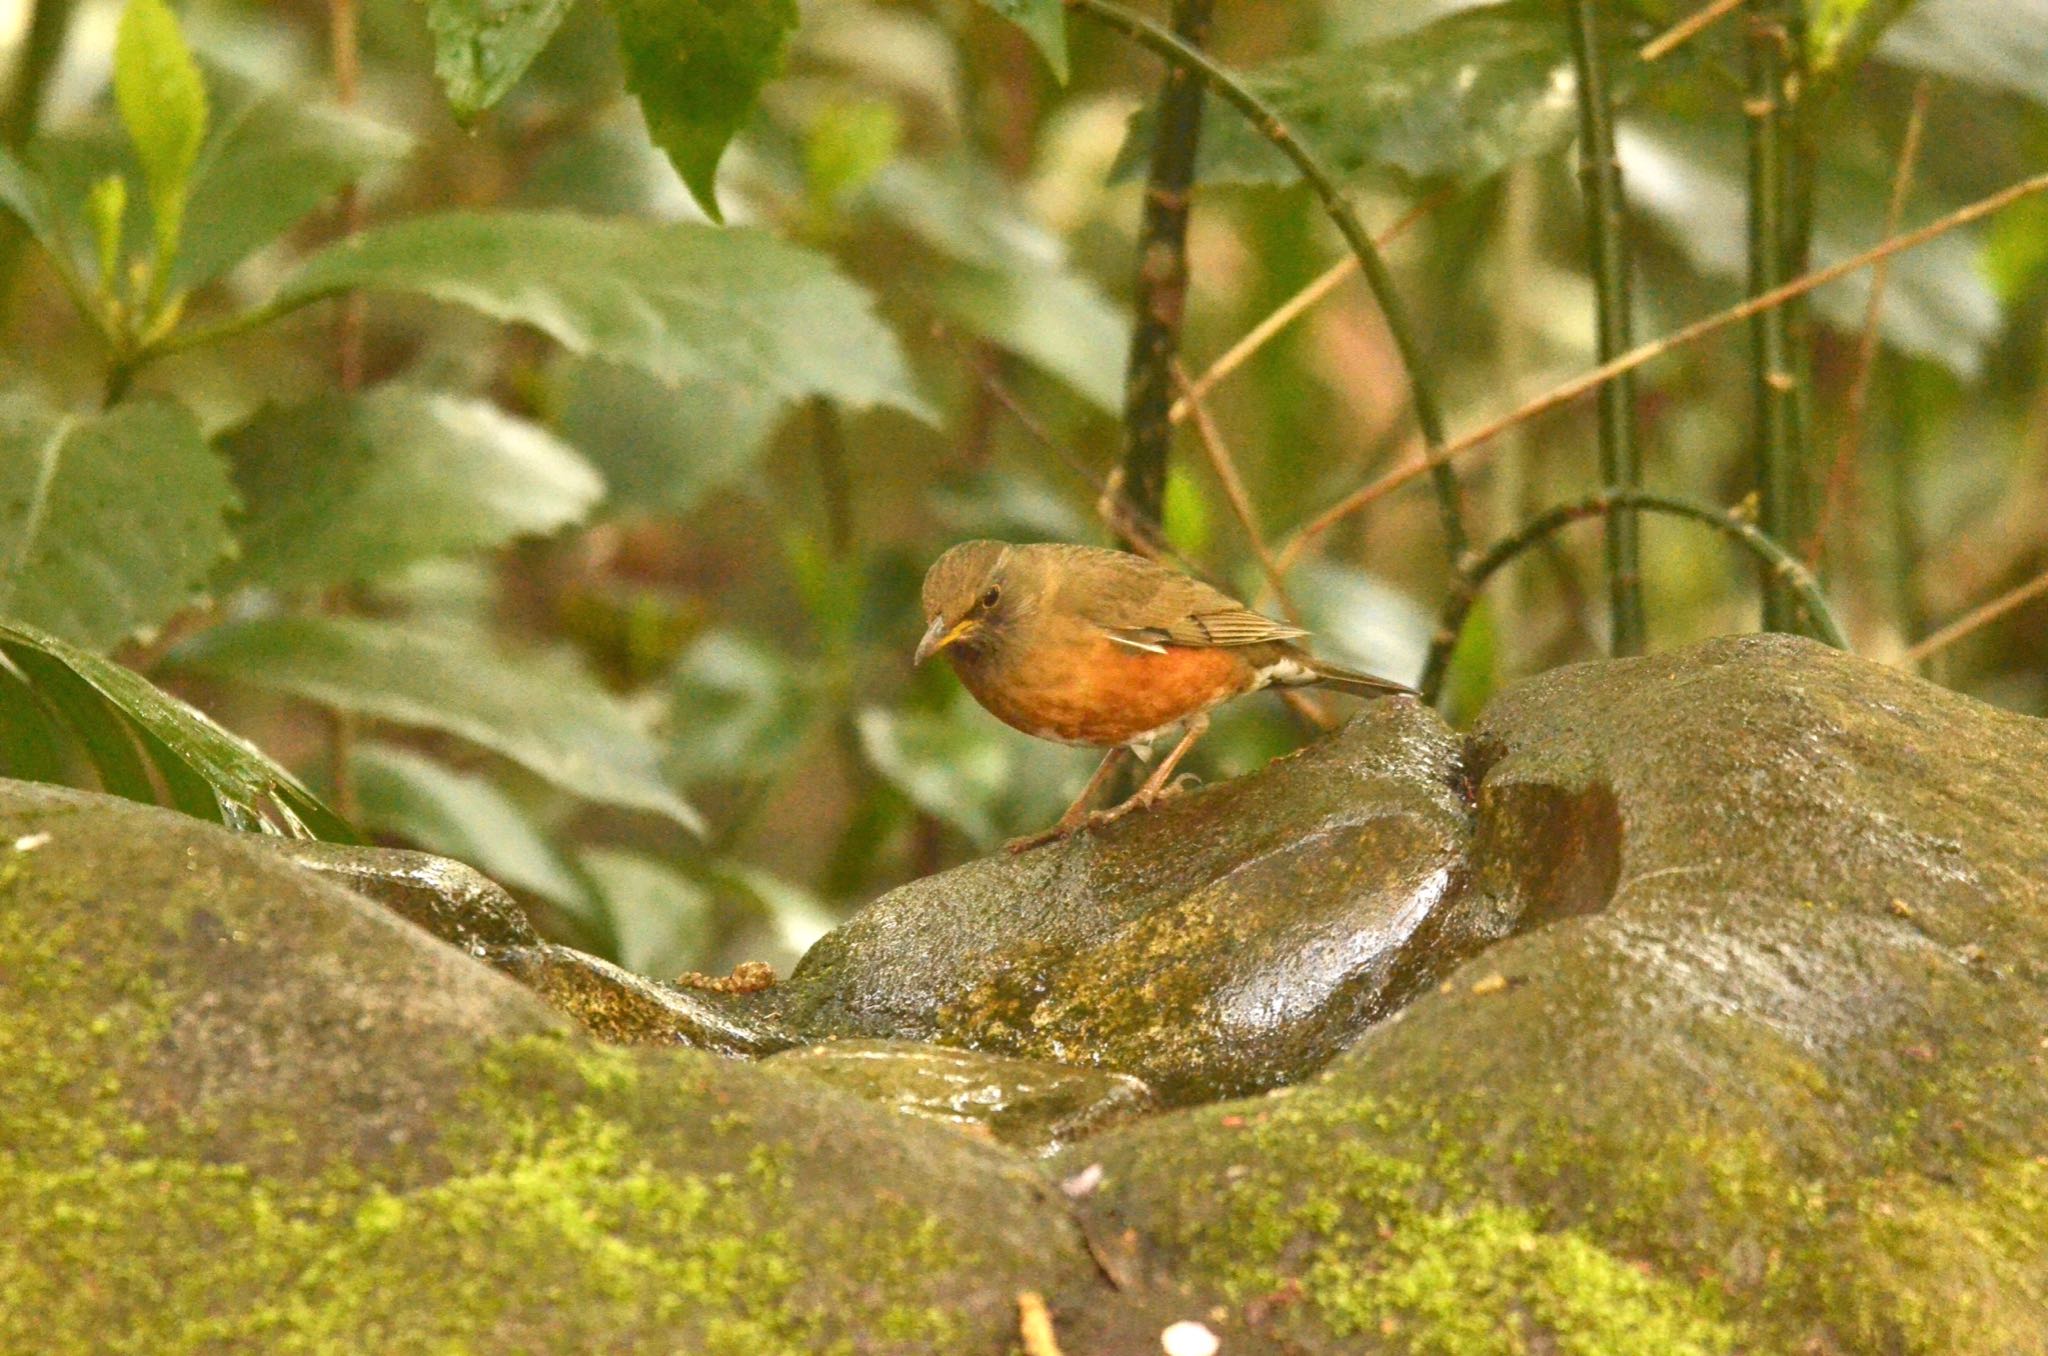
[915,539,1020,666]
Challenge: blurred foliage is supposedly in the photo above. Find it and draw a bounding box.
[0,0,2043,980]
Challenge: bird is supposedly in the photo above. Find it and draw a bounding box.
[914,540,1415,851]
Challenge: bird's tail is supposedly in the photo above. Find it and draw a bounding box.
[1297,656,1417,699]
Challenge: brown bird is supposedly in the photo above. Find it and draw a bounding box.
[914,540,1414,851]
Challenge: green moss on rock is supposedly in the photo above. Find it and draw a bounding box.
[0,782,1109,1354]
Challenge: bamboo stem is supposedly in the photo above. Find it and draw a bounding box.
[1419,488,1844,701]
[1744,2,1805,632]
[1567,0,1645,655]
[1069,0,1469,563]
[1118,0,1215,546]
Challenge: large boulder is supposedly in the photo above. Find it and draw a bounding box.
[1058,636,2048,1355]
[747,696,1502,1103]
[0,781,1141,1354]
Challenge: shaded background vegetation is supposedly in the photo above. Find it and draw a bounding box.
[0,0,2043,982]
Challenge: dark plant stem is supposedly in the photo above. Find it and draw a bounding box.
[1117,0,1214,547]
[1069,0,1469,564]
[0,0,78,315]
[1566,0,1645,656]
[1419,488,1844,701]
[1743,2,1807,633]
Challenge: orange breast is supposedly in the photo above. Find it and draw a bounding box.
[959,633,1251,747]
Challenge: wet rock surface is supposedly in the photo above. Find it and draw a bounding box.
[7,635,2046,1354]
[762,1039,1154,1155]
[1058,636,2048,1355]
[745,696,1499,1103]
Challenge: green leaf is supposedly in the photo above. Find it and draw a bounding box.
[1807,0,1913,74]
[929,265,1128,413]
[665,630,818,786]
[552,358,784,515]
[0,618,350,837]
[0,146,67,256]
[113,0,208,269]
[279,212,932,420]
[222,385,602,593]
[609,0,799,222]
[804,100,903,209]
[855,704,1013,846]
[172,614,704,832]
[352,742,590,907]
[1879,0,2048,106]
[974,0,1068,82]
[17,66,408,293]
[579,846,712,977]
[1115,8,1589,190]
[862,160,1127,411]
[423,0,576,121]
[0,392,234,650]
[175,70,411,289]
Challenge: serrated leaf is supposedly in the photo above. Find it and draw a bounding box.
[353,742,589,907]
[113,0,208,266]
[172,614,703,832]
[609,0,799,222]
[0,618,350,838]
[222,385,602,593]
[0,392,234,650]
[176,70,411,289]
[424,0,575,120]
[1879,0,2048,106]
[1115,8,1585,190]
[18,67,409,292]
[975,0,1068,81]
[279,211,932,420]
[553,358,783,514]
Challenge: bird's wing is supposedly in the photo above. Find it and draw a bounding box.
[1053,545,1309,650]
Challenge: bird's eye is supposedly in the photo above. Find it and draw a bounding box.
[978,586,1002,610]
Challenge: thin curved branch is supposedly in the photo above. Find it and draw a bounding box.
[1067,0,1469,562]
[1419,488,1845,702]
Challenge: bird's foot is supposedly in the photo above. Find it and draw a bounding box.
[1006,774,1204,853]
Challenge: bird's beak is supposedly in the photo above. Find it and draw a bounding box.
[914,616,971,666]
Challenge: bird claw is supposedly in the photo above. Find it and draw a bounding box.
[1006,773,1206,853]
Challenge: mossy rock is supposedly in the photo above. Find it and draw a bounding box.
[0,781,1131,1354]
[746,696,1503,1103]
[1058,636,2048,1355]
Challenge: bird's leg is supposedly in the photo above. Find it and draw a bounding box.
[1086,714,1210,827]
[1006,747,1131,853]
